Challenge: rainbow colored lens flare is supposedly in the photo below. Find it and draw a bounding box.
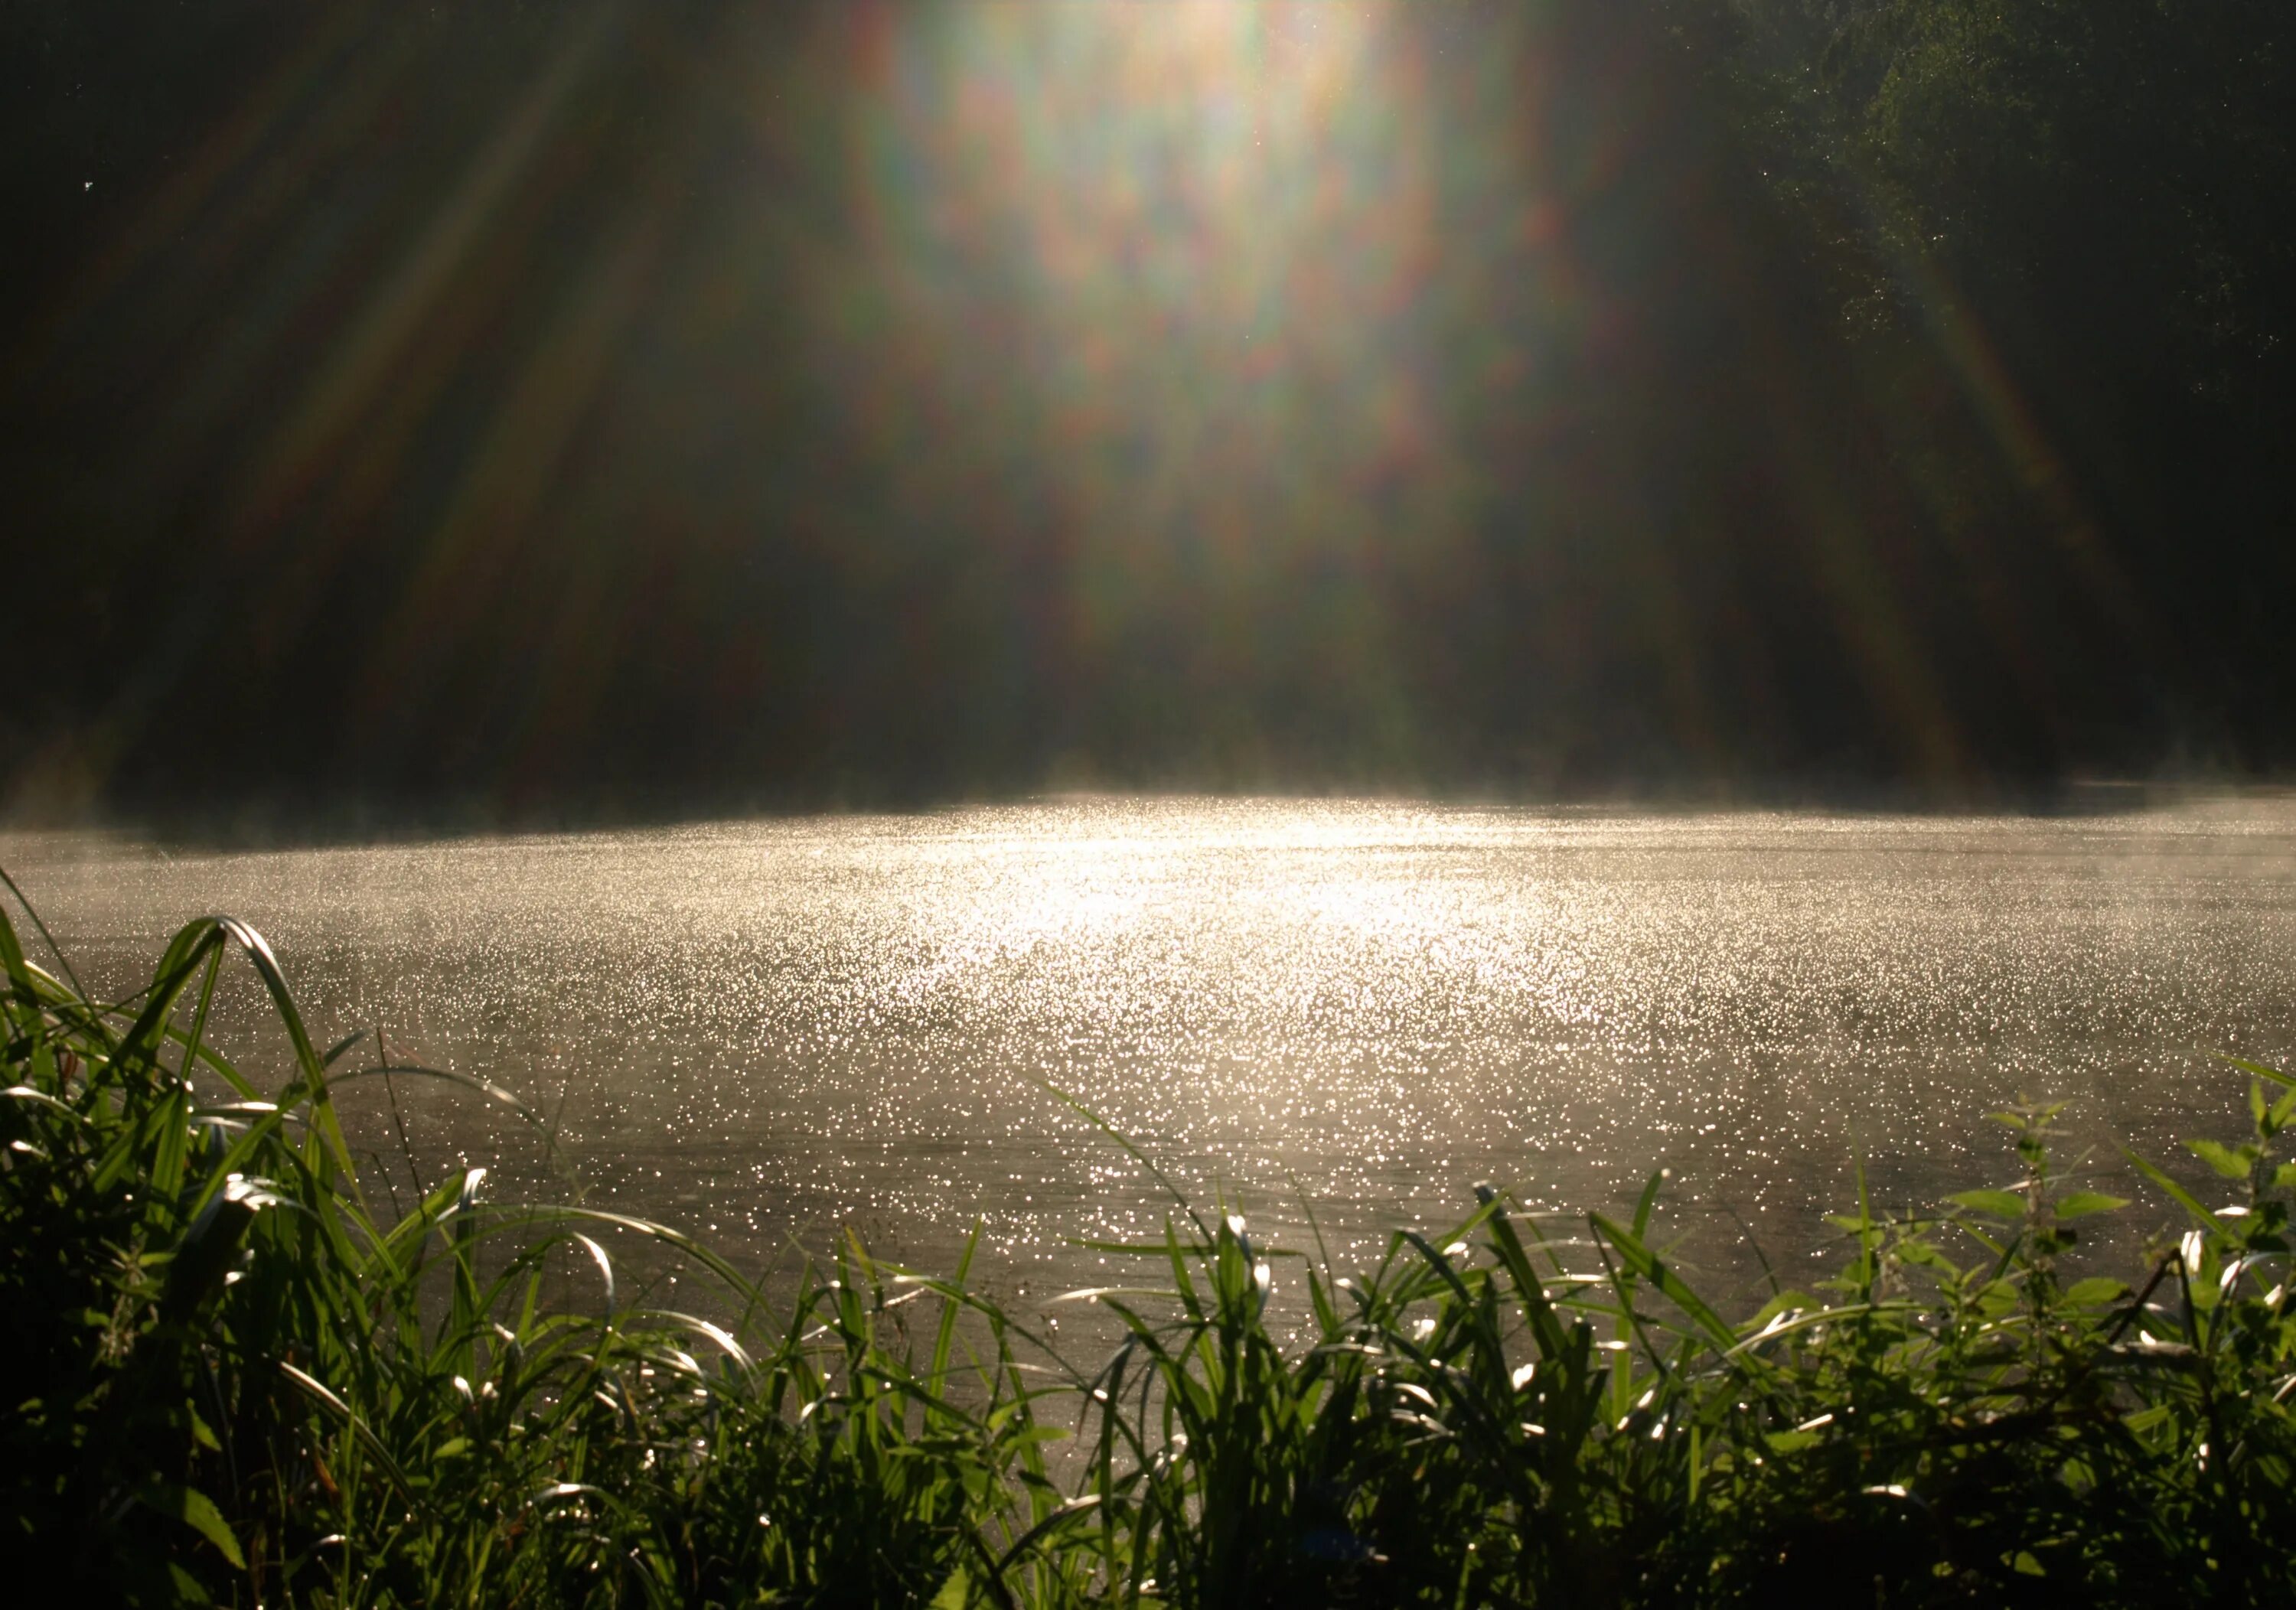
[5,2,2146,810]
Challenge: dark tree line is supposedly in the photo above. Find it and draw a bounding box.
[1681,0,2296,763]
[0,2,2288,829]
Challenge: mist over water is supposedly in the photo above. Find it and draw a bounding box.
[10,794,2294,1299]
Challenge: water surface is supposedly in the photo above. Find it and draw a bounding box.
[8,797,2293,1301]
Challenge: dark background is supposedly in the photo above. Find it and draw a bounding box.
[2,1,2288,831]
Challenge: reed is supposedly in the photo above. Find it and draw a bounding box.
[4,885,2294,1606]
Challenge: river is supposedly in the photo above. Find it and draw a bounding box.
[6,794,2292,1308]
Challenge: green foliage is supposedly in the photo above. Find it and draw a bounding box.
[1700,0,2293,373]
[1659,0,2296,741]
[0,897,1057,1607]
[5,890,2296,1605]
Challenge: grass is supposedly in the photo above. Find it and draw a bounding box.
[4,886,2296,1606]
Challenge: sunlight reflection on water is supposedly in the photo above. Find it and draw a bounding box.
[10,796,2296,1304]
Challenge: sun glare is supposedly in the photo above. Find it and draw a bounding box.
[765,0,1529,674]
[839,0,1427,362]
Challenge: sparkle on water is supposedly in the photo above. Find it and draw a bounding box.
[8,796,2293,1299]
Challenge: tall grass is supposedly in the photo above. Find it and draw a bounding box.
[5,888,2295,1605]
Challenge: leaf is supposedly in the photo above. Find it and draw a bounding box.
[140,1482,246,1569]
[2122,1149,2224,1230]
[1632,1167,1668,1241]
[2055,1192,2129,1221]
[2187,1139,2253,1180]
[2063,1277,2128,1306]
[1590,1214,1739,1356]
[1947,1189,2025,1221]
[1475,1188,1574,1362]
[930,1564,973,1609]
[1,1084,81,1121]
[2272,1085,2296,1133]
[2123,1404,2173,1435]
[276,1360,416,1499]
[2220,1054,2296,1090]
